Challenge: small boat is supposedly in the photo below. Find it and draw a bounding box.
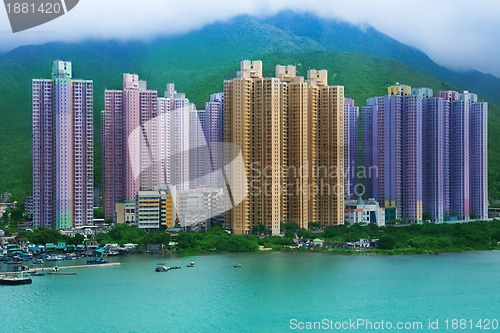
[155,264,169,272]
[47,271,76,275]
[234,264,242,268]
[87,258,108,265]
[0,275,32,285]
[117,248,129,255]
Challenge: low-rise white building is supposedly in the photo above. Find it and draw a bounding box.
[135,188,176,230]
[176,187,227,231]
[345,197,385,226]
[115,200,136,225]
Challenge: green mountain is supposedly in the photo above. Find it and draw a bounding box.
[0,12,499,202]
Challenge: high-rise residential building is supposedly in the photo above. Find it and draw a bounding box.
[362,83,423,223]
[311,70,345,226]
[32,60,93,229]
[423,94,450,222]
[101,74,158,219]
[364,94,403,221]
[101,89,124,220]
[224,60,286,236]
[190,108,211,189]
[434,90,488,221]
[402,93,424,223]
[203,93,224,188]
[156,90,172,186]
[448,91,473,219]
[224,61,345,234]
[362,85,487,223]
[344,98,359,198]
[281,66,317,229]
[162,84,192,192]
[361,101,378,199]
[470,102,488,219]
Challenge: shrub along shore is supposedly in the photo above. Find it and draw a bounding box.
[12,220,500,256]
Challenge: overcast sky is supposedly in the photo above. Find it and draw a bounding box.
[1,0,499,77]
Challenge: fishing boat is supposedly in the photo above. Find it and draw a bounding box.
[155,263,169,272]
[46,255,65,261]
[87,258,108,265]
[0,275,32,285]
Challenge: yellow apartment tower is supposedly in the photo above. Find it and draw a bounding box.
[309,70,345,226]
[224,61,344,235]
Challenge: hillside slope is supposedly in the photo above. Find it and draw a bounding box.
[0,13,498,201]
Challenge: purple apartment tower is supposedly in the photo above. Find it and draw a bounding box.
[32,61,94,229]
[344,98,359,198]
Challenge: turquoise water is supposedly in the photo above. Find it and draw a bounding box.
[2,251,500,332]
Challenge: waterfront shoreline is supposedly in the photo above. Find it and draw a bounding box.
[1,262,121,275]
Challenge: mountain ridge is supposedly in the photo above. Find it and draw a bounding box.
[0,11,498,202]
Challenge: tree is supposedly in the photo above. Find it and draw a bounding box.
[378,235,396,250]
[67,234,85,245]
[297,228,313,239]
[280,222,299,233]
[308,222,321,230]
[252,224,268,234]
[93,208,105,219]
[422,213,432,222]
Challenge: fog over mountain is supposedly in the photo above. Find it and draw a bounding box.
[0,0,499,77]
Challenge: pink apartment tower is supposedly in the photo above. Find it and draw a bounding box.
[102,74,159,219]
[32,60,94,229]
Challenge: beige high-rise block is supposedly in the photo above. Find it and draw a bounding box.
[225,61,285,236]
[224,75,252,235]
[315,82,345,226]
[224,61,345,235]
[286,75,318,229]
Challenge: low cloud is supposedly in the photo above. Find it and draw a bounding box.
[0,0,499,77]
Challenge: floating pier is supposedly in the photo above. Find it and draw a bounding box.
[2,262,121,275]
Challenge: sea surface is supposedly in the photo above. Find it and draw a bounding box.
[1,251,500,333]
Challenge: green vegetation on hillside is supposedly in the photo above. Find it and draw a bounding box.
[12,220,500,255]
[259,220,500,253]
[0,16,499,202]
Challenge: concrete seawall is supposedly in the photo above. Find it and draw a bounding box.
[1,262,121,275]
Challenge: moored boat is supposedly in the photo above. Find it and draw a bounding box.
[155,263,169,272]
[0,275,32,285]
[87,258,108,265]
